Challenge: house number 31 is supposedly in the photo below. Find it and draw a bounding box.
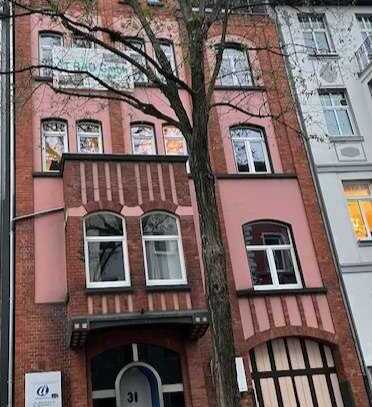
[127,392,139,403]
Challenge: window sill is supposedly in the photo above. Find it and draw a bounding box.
[328,136,364,143]
[33,171,62,178]
[213,172,297,180]
[85,287,135,295]
[236,287,327,297]
[214,85,265,92]
[308,53,339,59]
[145,284,191,292]
[358,240,372,247]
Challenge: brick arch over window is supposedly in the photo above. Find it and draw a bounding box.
[242,219,303,290]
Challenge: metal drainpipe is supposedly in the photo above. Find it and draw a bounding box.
[272,6,372,405]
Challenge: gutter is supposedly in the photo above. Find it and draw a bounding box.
[271,6,372,405]
[0,0,13,406]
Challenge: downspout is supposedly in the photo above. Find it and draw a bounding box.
[272,6,372,405]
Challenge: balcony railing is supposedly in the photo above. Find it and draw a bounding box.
[356,35,372,73]
[191,0,267,14]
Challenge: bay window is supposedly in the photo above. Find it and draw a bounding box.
[84,213,130,288]
[244,221,301,290]
[41,119,68,172]
[230,126,270,173]
[344,181,372,240]
[141,212,187,286]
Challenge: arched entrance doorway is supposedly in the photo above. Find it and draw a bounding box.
[90,344,185,407]
[116,362,163,407]
[250,337,344,407]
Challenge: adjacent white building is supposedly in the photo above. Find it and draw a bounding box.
[276,2,372,381]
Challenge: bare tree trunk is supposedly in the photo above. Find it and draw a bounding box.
[187,29,240,405]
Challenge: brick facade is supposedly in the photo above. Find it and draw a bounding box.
[13,2,370,407]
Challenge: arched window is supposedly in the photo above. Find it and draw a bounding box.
[131,124,157,155]
[39,32,63,77]
[217,44,253,87]
[243,221,301,289]
[84,212,130,288]
[77,121,103,153]
[41,119,68,172]
[141,212,187,286]
[230,126,270,173]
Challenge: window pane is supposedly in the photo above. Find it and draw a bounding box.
[160,42,176,75]
[344,182,371,197]
[79,136,101,153]
[273,249,297,284]
[131,125,156,155]
[232,49,251,86]
[43,135,65,171]
[218,53,234,86]
[247,250,273,286]
[337,110,353,136]
[163,126,187,155]
[88,241,125,282]
[77,122,102,153]
[347,201,368,239]
[40,34,63,76]
[324,110,340,136]
[233,140,250,172]
[145,240,182,280]
[250,141,267,172]
[244,222,290,246]
[142,213,178,236]
[303,32,315,52]
[314,32,330,52]
[127,40,148,83]
[86,213,123,237]
[360,200,372,236]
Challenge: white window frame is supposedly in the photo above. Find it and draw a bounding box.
[320,91,355,137]
[131,124,157,155]
[39,32,63,77]
[83,212,131,289]
[163,125,189,172]
[41,119,68,172]
[126,38,149,84]
[77,120,103,153]
[141,212,187,286]
[299,14,333,54]
[231,127,271,174]
[245,224,302,290]
[217,45,253,87]
[344,181,372,241]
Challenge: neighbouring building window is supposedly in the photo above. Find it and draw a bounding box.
[243,221,301,289]
[39,32,63,77]
[217,45,253,87]
[299,14,332,54]
[131,124,157,155]
[77,121,103,153]
[357,15,372,39]
[230,126,270,173]
[319,91,354,137]
[141,212,187,285]
[344,181,372,240]
[84,212,130,288]
[41,119,68,172]
[126,38,148,84]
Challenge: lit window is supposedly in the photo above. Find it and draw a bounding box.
[357,15,372,40]
[344,181,372,240]
[244,221,301,290]
[131,124,157,155]
[77,121,103,153]
[320,91,354,137]
[71,34,95,48]
[84,213,130,288]
[230,127,270,173]
[126,39,148,84]
[41,120,68,172]
[39,32,63,77]
[299,14,332,54]
[217,46,253,87]
[141,212,187,285]
[163,125,189,172]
